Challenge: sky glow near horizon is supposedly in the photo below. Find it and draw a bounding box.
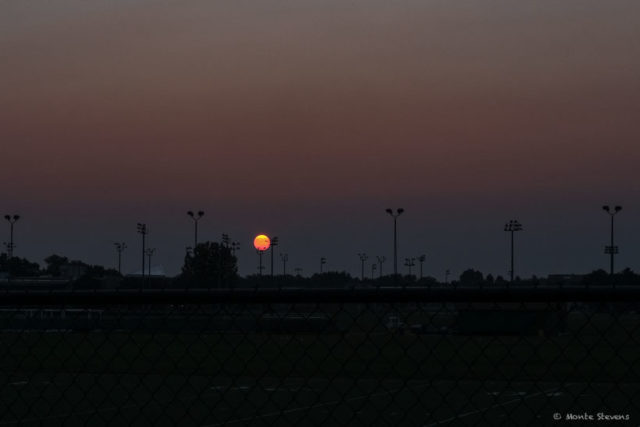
[1,0,639,278]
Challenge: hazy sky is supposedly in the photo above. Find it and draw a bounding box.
[2,0,639,278]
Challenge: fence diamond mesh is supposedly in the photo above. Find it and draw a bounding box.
[0,288,638,426]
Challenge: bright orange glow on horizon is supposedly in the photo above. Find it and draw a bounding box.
[253,234,270,251]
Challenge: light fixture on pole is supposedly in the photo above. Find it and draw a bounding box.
[187,210,204,248]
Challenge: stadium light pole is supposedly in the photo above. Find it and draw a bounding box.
[404,257,415,276]
[280,253,288,276]
[137,223,147,280]
[385,208,404,278]
[418,254,426,280]
[376,256,386,278]
[256,249,266,276]
[504,220,523,282]
[4,215,20,259]
[187,211,204,248]
[114,242,127,274]
[145,248,156,276]
[270,236,279,277]
[320,257,326,273]
[602,205,622,275]
[358,253,368,280]
[371,263,377,279]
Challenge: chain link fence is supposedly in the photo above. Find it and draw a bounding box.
[0,287,638,426]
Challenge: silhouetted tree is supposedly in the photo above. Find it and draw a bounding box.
[459,269,484,286]
[44,254,69,277]
[0,253,41,277]
[180,241,237,288]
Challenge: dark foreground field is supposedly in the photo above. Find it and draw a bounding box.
[1,306,639,426]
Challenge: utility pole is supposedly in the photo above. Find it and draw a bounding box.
[602,205,622,275]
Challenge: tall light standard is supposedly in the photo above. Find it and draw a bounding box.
[145,248,156,276]
[4,215,20,259]
[404,257,415,276]
[504,220,523,282]
[137,223,147,279]
[320,257,326,273]
[280,253,288,276]
[114,242,127,274]
[187,211,204,248]
[418,254,426,280]
[385,208,404,277]
[371,263,377,279]
[270,236,279,277]
[253,235,270,277]
[376,256,386,278]
[602,205,622,275]
[358,253,368,280]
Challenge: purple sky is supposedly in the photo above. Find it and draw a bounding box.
[1,0,639,278]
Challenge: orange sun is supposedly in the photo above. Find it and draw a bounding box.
[253,234,271,251]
